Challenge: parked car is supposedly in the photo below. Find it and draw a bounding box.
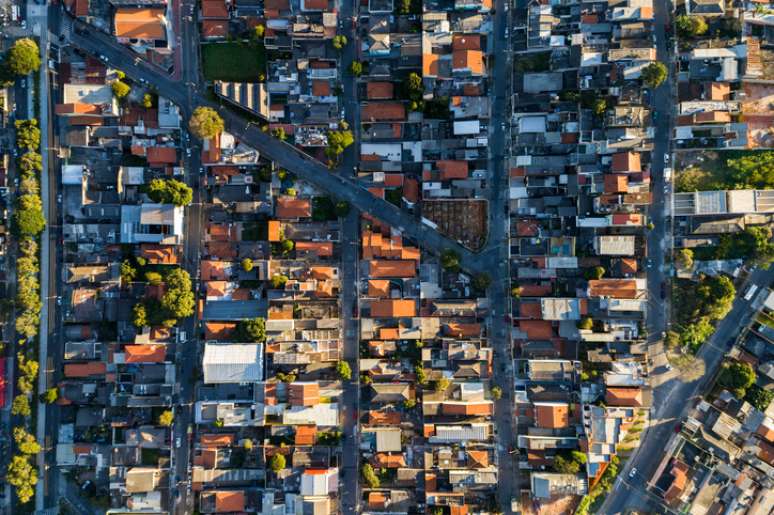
[629,468,637,479]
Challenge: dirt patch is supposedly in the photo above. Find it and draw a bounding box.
[421,199,488,251]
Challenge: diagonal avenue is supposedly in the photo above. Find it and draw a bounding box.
[65,20,498,274]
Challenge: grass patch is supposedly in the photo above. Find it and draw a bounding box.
[676,150,774,192]
[202,41,266,82]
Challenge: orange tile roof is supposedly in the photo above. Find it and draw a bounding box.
[444,323,481,338]
[442,402,493,416]
[296,241,333,257]
[452,34,481,51]
[757,422,774,443]
[202,0,229,18]
[366,82,394,100]
[201,260,230,281]
[611,152,641,173]
[373,453,407,468]
[289,383,320,406]
[452,50,485,74]
[204,322,236,340]
[604,174,629,194]
[368,280,391,298]
[64,362,106,378]
[709,82,730,101]
[276,197,312,218]
[140,244,179,264]
[124,344,166,363]
[519,320,553,340]
[295,425,317,446]
[605,387,644,407]
[214,491,245,513]
[588,279,638,299]
[361,102,406,122]
[369,260,416,278]
[268,220,282,242]
[368,410,401,425]
[370,299,416,318]
[423,53,440,77]
[437,160,469,180]
[535,403,570,429]
[310,266,336,280]
[312,80,331,97]
[467,450,489,468]
[114,8,166,40]
[202,19,228,38]
[368,492,388,509]
[199,433,235,447]
[379,327,399,339]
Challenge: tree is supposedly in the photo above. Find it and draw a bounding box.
[593,98,607,117]
[680,318,714,350]
[415,365,428,386]
[553,454,580,474]
[511,286,523,298]
[13,427,40,455]
[121,259,137,284]
[325,129,354,159]
[6,455,37,503]
[15,119,40,151]
[350,61,363,76]
[586,266,605,280]
[241,258,254,272]
[472,273,492,292]
[111,80,131,99]
[160,268,195,320]
[132,303,148,328]
[158,410,174,427]
[361,463,380,488]
[578,317,594,330]
[403,399,417,409]
[397,0,413,14]
[14,194,45,236]
[280,239,294,254]
[147,178,193,206]
[332,35,348,50]
[676,15,708,38]
[434,377,451,392]
[336,361,352,380]
[675,249,694,269]
[441,249,461,271]
[718,361,756,398]
[335,201,351,217]
[253,24,265,38]
[11,395,31,417]
[145,271,163,286]
[408,72,422,92]
[143,93,153,108]
[272,127,287,140]
[17,151,42,177]
[491,386,502,400]
[642,62,668,88]
[697,274,735,321]
[116,70,126,79]
[42,387,59,404]
[269,453,286,472]
[7,39,40,76]
[15,312,39,338]
[271,274,289,289]
[243,439,254,450]
[234,317,266,343]
[744,384,774,411]
[189,106,224,140]
[19,177,39,195]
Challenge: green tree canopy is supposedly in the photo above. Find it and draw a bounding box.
[269,453,286,472]
[158,410,174,427]
[13,427,40,455]
[143,93,153,108]
[132,303,148,328]
[17,151,42,177]
[111,80,131,99]
[440,249,461,271]
[586,266,605,280]
[676,15,708,37]
[642,62,668,88]
[160,268,195,320]
[336,361,352,380]
[43,387,59,404]
[254,24,265,38]
[234,317,266,343]
[578,317,594,330]
[189,106,224,139]
[7,39,40,76]
[491,386,502,400]
[147,178,193,206]
[11,395,31,417]
[350,61,363,76]
[472,273,492,292]
[325,129,355,159]
[271,274,289,289]
[744,384,774,411]
[15,119,40,151]
[332,35,348,50]
[241,258,254,272]
[14,194,45,236]
[6,455,37,503]
[361,463,380,488]
[718,361,756,398]
[553,454,580,474]
[675,249,694,269]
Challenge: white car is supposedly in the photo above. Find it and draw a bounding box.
[175,437,182,448]
[629,468,637,479]
[664,153,670,165]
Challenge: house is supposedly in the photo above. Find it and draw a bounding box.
[202,343,264,383]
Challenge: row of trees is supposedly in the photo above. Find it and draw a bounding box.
[675,274,736,351]
[6,428,41,503]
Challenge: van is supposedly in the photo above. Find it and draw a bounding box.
[744,284,758,301]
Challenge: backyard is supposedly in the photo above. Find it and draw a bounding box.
[202,41,266,82]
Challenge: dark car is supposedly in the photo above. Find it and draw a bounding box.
[660,281,666,299]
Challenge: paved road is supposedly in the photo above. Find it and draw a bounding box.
[488,0,517,511]
[60,15,498,275]
[601,265,774,514]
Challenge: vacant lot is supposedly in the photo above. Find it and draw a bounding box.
[202,41,266,82]
[422,199,488,251]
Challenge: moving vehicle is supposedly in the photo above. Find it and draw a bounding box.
[629,468,637,479]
